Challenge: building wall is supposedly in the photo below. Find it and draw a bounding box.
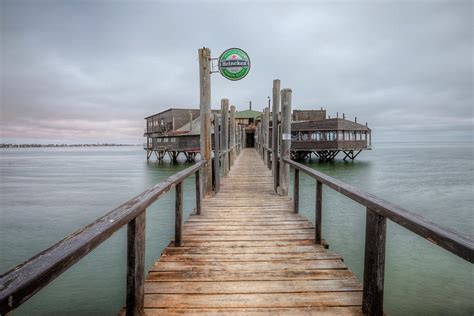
[293,110,326,122]
[146,109,200,134]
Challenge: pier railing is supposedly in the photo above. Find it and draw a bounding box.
[0,160,206,316]
[283,157,474,315]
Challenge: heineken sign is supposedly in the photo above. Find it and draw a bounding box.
[218,48,251,81]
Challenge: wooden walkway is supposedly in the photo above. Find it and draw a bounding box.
[144,149,363,315]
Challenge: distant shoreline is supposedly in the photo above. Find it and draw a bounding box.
[0,144,140,148]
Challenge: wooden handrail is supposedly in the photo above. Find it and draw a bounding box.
[284,157,473,316]
[283,157,474,262]
[0,160,205,315]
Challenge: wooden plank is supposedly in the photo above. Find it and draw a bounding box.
[177,240,316,247]
[141,149,363,314]
[150,260,346,272]
[143,306,364,316]
[159,252,341,262]
[147,269,356,282]
[162,245,327,254]
[145,279,361,294]
[144,292,362,308]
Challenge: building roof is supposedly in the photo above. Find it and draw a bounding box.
[292,118,370,132]
[235,109,262,119]
[144,108,198,119]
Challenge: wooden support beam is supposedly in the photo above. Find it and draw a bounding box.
[316,181,322,245]
[195,170,201,215]
[126,211,146,316]
[175,182,183,247]
[362,207,386,316]
[213,113,220,194]
[272,79,280,193]
[293,168,299,214]
[279,88,292,196]
[229,105,236,167]
[198,47,212,196]
[221,99,229,176]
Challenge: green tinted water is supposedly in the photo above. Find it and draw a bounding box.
[0,144,472,315]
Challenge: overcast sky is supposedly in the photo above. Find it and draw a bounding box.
[1,0,472,144]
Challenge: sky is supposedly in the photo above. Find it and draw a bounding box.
[0,0,472,144]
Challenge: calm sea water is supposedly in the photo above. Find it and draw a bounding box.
[0,143,473,315]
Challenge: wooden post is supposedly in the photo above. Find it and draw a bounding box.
[189,111,193,132]
[175,182,183,246]
[126,211,146,316]
[293,168,299,213]
[198,47,212,196]
[242,125,246,149]
[272,79,280,192]
[213,113,220,194]
[229,105,236,166]
[220,99,229,176]
[363,208,387,316]
[262,108,267,164]
[279,88,292,196]
[315,181,322,244]
[195,170,201,215]
[264,107,270,168]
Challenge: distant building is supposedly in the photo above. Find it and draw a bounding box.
[289,110,371,161]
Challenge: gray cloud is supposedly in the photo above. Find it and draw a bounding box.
[1,0,472,143]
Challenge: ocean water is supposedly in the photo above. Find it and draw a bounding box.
[0,143,473,315]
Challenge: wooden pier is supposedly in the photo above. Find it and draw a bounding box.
[142,148,363,315]
[1,72,472,316]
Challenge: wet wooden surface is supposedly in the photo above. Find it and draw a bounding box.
[144,149,362,315]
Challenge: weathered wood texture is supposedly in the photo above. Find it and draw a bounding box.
[272,79,280,193]
[198,47,212,196]
[127,211,146,316]
[143,149,362,315]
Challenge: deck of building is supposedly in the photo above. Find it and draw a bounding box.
[143,149,363,315]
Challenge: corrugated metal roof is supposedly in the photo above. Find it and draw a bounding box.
[235,109,262,119]
[292,118,370,131]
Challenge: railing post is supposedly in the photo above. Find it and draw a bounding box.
[279,88,292,196]
[126,211,146,316]
[272,79,280,192]
[229,105,236,167]
[175,182,183,247]
[363,207,387,316]
[315,180,322,244]
[213,113,220,194]
[198,47,212,196]
[221,99,229,176]
[195,170,201,215]
[293,168,299,214]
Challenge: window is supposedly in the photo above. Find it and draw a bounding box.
[157,138,162,143]
[170,138,176,142]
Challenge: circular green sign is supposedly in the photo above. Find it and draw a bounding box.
[218,48,251,81]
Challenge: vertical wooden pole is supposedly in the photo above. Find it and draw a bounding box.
[315,181,322,244]
[265,107,271,168]
[272,79,281,192]
[126,211,146,316]
[174,182,183,247]
[213,113,220,194]
[198,47,212,196]
[195,170,201,215]
[262,108,267,164]
[293,168,299,213]
[363,208,386,316]
[229,105,236,166]
[220,99,229,176]
[242,126,246,149]
[279,89,292,196]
